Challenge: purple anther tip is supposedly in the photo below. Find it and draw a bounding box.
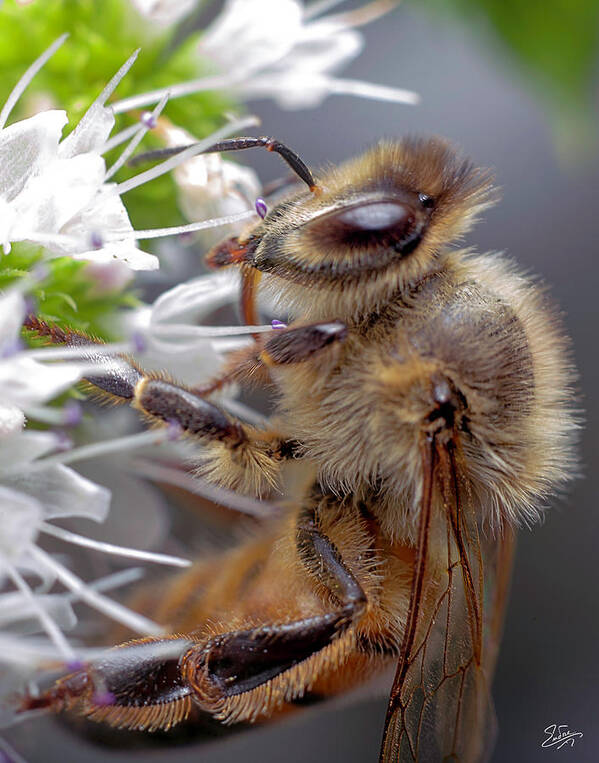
[53,430,73,452]
[255,197,268,219]
[90,231,103,250]
[131,331,147,354]
[166,419,183,441]
[91,690,116,708]
[65,659,85,672]
[140,111,157,129]
[62,400,82,427]
[271,319,287,330]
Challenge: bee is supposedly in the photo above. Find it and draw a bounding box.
[21,134,577,761]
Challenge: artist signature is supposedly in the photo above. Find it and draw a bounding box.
[541,724,583,750]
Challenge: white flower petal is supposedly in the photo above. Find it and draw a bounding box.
[0,404,26,436]
[272,22,362,77]
[159,121,261,222]
[3,464,111,522]
[82,259,134,293]
[0,430,60,466]
[121,271,242,383]
[0,486,42,563]
[0,289,26,346]
[0,356,83,406]
[5,553,58,593]
[10,153,105,242]
[175,152,261,225]
[200,0,303,76]
[72,241,159,270]
[0,592,76,633]
[60,185,158,270]
[140,336,224,386]
[131,0,197,25]
[150,270,239,323]
[0,110,67,201]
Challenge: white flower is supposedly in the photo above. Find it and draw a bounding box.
[0,288,86,436]
[0,38,158,270]
[155,119,261,233]
[201,0,306,77]
[1,42,263,273]
[0,269,272,691]
[82,259,134,295]
[204,0,418,110]
[124,269,269,386]
[110,0,419,114]
[0,281,193,681]
[0,428,192,690]
[130,0,197,26]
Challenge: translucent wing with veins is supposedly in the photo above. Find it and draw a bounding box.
[380,434,509,762]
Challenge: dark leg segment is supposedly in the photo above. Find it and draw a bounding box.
[136,378,246,447]
[185,614,346,700]
[20,637,196,732]
[261,321,347,365]
[183,515,366,707]
[24,317,301,494]
[24,316,142,400]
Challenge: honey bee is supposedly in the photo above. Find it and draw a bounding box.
[21,135,577,761]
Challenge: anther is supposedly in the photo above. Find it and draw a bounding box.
[62,400,82,427]
[65,659,85,672]
[91,690,116,707]
[255,197,268,219]
[90,231,103,250]
[131,331,147,354]
[140,111,157,129]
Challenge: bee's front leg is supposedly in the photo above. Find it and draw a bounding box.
[25,318,346,496]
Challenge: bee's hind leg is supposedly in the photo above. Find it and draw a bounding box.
[181,508,367,724]
[19,636,197,732]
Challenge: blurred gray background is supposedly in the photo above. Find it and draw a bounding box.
[5,2,598,762]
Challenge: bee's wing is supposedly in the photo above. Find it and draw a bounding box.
[480,520,515,687]
[380,436,511,762]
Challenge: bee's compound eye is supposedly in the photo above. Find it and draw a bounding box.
[418,193,435,209]
[334,202,413,233]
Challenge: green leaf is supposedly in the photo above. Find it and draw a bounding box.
[0,244,139,341]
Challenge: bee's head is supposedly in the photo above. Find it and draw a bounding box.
[207,137,497,321]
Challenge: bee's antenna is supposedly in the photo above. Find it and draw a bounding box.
[129,137,319,193]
